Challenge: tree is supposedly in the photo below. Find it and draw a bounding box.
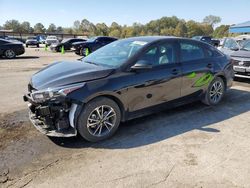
[19,21,33,33]
[109,29,121,38]
[213,25,230,38]
[63,27,74,34]
[160,28,175,36]
[95,23,109,36]
[34,23,45,33]
[73,20,81,34]
[174,22,187,37]
[201,24,214,36]
[3,19,21,32]
[186,21,204,37]
[56,26,63,34]
[47,23,56,33]
[203,15,221,27]
[80,19,90,34]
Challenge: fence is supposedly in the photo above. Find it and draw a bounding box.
[0,31,87,42]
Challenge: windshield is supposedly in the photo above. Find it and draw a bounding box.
[192,36,201,40]
[242,41,250,51]
[82,39,148,68]
[87,37,97,42]
[61,38,71,43]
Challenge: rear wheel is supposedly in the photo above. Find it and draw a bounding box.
[37,44,39,48]
[202,77,225,105]
[77,97,121,142]
[4,49,16,59]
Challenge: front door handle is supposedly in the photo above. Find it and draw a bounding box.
[207,63,213,69]
[172,68,179,75]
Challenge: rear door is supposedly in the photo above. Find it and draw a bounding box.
[178,40,214,97]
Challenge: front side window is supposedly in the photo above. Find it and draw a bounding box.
[137,42,176,67]
[242,41,250,51]
[180,42,205,62]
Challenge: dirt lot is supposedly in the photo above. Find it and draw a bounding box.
[0,47,250,188]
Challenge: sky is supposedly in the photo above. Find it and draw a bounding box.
[0,0,249,28]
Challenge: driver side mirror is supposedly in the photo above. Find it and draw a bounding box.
[131,60,152,70]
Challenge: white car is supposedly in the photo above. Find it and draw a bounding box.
[45,36,59,46]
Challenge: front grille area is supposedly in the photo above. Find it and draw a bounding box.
[232,59,250,67]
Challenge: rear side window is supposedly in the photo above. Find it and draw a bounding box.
[206,47,223,58]
[180,42,205,62]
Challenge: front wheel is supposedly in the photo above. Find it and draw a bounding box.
[202,77,225,105]
[77,97,121,142]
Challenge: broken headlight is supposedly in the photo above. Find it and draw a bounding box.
[31,83,85,103]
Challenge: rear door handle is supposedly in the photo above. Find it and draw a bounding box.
[207,63,213,69]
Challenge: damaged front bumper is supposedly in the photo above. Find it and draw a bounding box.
[23,94,78,137]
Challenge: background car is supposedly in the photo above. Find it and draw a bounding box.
[24,36,234,142]
[37,35,46,44]
[230,40,250,79]
[218,37,250,55]
[0,38,25,59]
[72,36,117,56]
[45,36,59,46]
[25,36,39,47]
[192,36,220,47]
[50,38,86,52]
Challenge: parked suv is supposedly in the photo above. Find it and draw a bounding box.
[26,36,39,47]
[45,36,59,46]
[24,36,234,142]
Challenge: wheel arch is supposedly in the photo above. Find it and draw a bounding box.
[216,74,227,90]
[79,94,126,122]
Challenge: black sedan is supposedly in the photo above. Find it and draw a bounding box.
[72,36,117,56]
[24,36,234,142]
[230,40,250,79]
[0,38,25,59]
[50,38,86,52]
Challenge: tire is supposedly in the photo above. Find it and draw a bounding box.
[202,77,225,105]
[4,49,16,59]
[77,97,121,142]
[80,47,89,56]
[26,44,28,47]
[37,44,39,48]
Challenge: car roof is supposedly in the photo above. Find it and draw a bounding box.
[118,36,181,44]
[0,38,10,42]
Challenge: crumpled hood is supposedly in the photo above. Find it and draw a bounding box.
[31,61,114,90]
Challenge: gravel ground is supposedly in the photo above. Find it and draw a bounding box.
[0,47,250,188]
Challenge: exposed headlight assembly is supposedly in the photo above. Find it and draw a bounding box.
[31,83,85,103]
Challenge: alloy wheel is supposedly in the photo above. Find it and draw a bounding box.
[209,81,223,103]
[5,49,15,58]
[87,105,117,137]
